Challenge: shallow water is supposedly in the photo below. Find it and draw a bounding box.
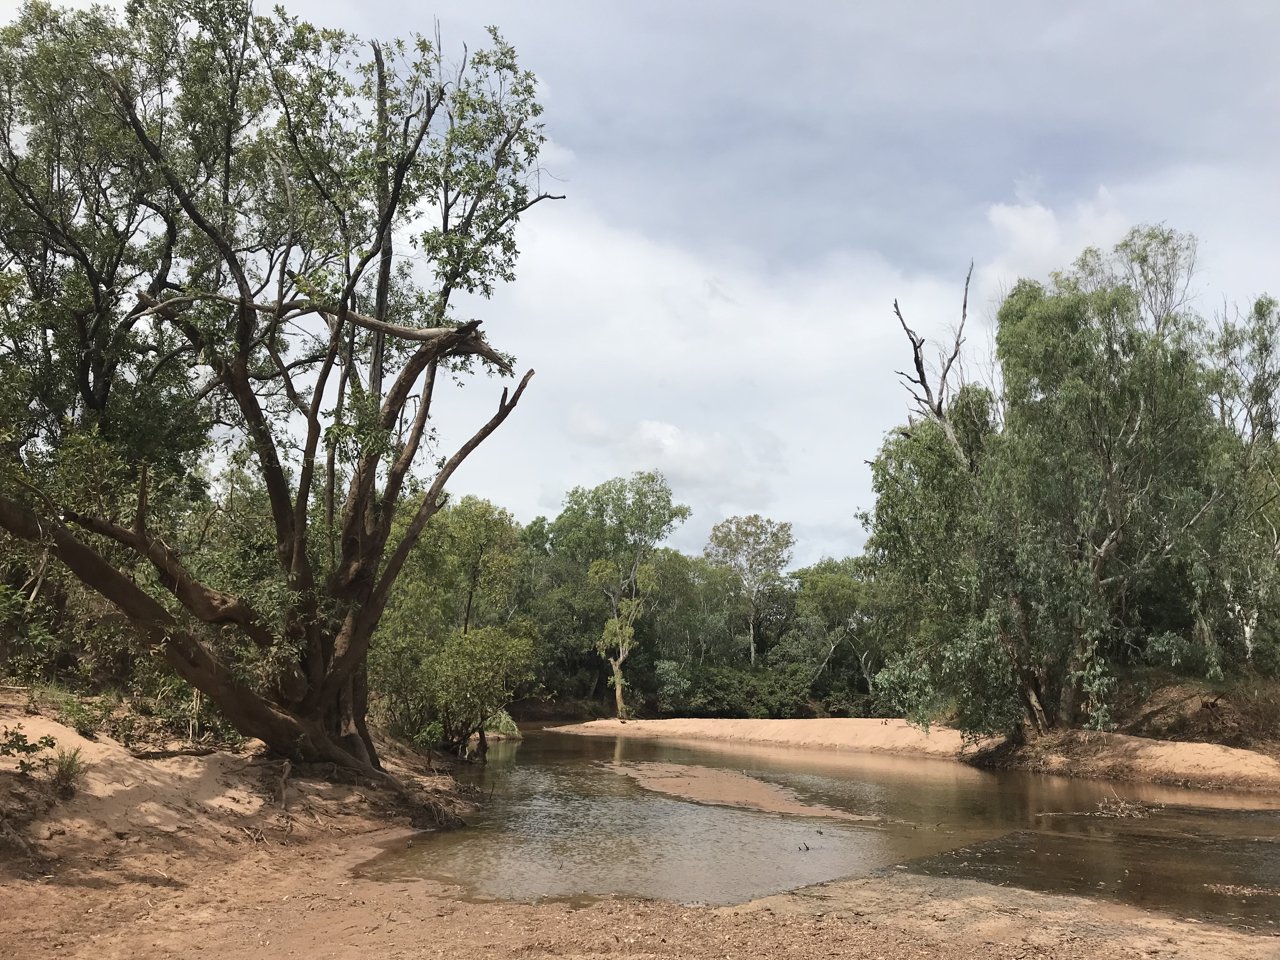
[361,730,1280,928]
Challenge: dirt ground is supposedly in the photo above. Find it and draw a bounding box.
[4,706,1280,960]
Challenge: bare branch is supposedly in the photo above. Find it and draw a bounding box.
[892,263,974,466]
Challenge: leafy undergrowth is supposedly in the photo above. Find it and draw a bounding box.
[19,682,245,754]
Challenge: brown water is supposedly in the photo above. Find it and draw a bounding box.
[362,730,1280,929]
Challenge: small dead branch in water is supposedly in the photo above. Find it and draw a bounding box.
[1094,792,1162,819]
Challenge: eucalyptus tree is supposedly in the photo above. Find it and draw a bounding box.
[704,514,795,665]
[550,471,689,717]
[0,0,557,778]
[870,227,1238,736]
[1199,295,1280,669]
[648,548,737,669]
[782,556,870,687]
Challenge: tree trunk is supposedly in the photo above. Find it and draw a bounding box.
[1022,686,1051,737]
[610,658,627,719]
[1002,592,1054,737]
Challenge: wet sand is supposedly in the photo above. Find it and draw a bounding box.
[609,760,880,820]
[7,820,1276,960]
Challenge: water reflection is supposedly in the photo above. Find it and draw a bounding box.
[361,731,1280,926]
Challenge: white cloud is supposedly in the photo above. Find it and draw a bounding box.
[979,189,1129,295]
[433,149,1280,568]
[428,203,974,564]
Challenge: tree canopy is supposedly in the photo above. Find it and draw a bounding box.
[867,226,1280,736]
[0,0,556,778]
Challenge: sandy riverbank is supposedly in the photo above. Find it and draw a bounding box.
[3,705,1278,959]
[556,717,982,756]
[555,717,1280,792]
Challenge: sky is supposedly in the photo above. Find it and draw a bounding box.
[19,0,1280,565]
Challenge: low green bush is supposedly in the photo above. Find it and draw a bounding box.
[0,723,56,775]
[50,746,86,798]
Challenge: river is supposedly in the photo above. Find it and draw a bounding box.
[361,729,1280,931]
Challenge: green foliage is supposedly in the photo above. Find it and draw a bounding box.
[866,225,1280,737]
[704,514,795,665]
[421,626,535,751]
[50,746,86,799]
[654,659,691,714]
[675,664,813,719]
[49,692,110,739]
[0,723,56,775]
[371,496,535,747]
[549,471,689,716]
[484,708,521,739]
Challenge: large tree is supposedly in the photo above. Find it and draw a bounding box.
[869,227,1273,736]
[0,0,557,779]
[550,471,689,717]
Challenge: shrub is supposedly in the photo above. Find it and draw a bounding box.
[27,685,111,738]
[0,723,56,775]
[683,664,813,719]
[50,747,86,798]
[484,708,521,739]
[654,659,691,714]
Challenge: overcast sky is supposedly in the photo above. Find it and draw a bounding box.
[403,1,1280,565]
[26,0,1280,564]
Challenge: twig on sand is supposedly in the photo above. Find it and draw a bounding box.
[277,759,292,810]
[130,747,218,760]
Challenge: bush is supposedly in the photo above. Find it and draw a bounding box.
[27,685,111,738]
[428,627,535,751]
[484,708,521,739]
[50,747,86,798]
[373,625,535,753]
[654,660,691,714]
[683,664,814,719]
[0,723,56,775]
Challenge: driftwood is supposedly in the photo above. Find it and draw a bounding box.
[129,747,218,760]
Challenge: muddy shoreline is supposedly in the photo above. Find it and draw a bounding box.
[556,717,1280,793]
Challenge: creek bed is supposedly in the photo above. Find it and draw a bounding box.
[361,730,1280,930]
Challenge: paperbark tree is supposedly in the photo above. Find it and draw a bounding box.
[0,1,557,779]
[704,514,795,666]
